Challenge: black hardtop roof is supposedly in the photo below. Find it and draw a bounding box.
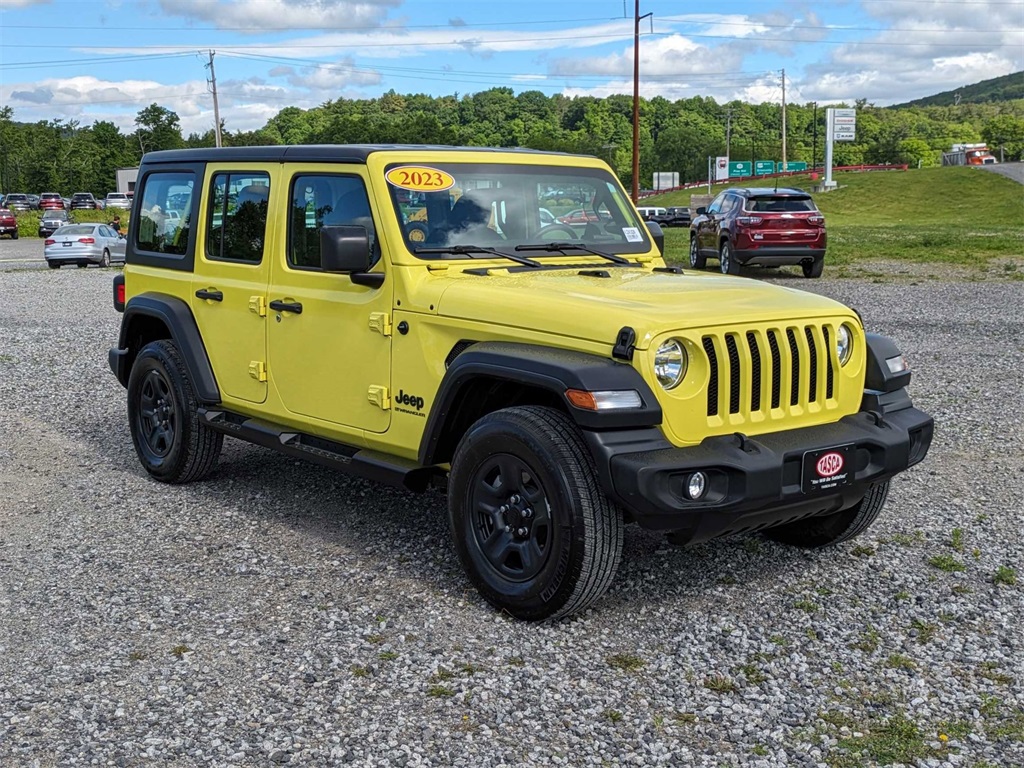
[734,187,811,197]
[142,144,585,166]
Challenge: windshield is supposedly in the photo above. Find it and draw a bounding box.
[385,162,650,258]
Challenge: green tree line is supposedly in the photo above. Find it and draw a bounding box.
[2,90,1022,196]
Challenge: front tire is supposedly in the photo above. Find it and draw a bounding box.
[720,241,740,275]
[100,249,111,268]
[689,236,706,269]
[448,406,623,620]
[127,339,223,484]
[48,262,60,270]
[763,481,889,547]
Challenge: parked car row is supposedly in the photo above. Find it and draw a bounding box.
[0,191,132,211]
[0,206,127,240]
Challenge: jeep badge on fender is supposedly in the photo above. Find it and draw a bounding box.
[107,145,933,621]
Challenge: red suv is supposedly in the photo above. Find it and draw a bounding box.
[39,192,65,210]
[688,188,826,278]
[0,207,18,239]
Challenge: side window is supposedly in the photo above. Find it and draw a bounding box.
[206,172,270,263]
[136,172,194,256]
[288,174,376,270]
[707,194,724,215]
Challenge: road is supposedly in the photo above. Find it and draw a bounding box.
[0,236,48,270]
[979,161,1024,185]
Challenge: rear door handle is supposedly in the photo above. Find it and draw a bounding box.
[195,289,223,301]
[269,299,303,314]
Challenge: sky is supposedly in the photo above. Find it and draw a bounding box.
[0,0,1021,137]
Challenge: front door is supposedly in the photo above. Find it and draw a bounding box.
[191,164,276,404]
[267,168,392,434]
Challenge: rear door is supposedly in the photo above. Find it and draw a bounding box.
[190,164,276,405]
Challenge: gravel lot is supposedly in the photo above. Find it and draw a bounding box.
[1,263,1022,767]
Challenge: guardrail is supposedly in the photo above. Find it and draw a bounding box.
[639,164,909,198]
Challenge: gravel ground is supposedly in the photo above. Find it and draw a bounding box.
[0,266,1022,767]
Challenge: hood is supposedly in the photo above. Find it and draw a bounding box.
[436,266,856,349]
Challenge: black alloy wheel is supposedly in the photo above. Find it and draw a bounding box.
[136,368,177,460]
[468,452,554,584]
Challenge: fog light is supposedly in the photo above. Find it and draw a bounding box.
[687,472,707,500]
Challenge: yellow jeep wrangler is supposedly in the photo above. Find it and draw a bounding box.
[109,145,933,620]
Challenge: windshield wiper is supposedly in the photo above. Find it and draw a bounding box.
[514,242,631,265]
[414,244,541,268]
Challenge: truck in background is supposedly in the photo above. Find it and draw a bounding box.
[942,144,998,166]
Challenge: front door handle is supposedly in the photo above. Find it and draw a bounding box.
[195,288,223,301]
[269,299,303,314]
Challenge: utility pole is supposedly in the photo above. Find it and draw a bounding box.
[206,50,223,148]
[631,1,652,202]
[780,69,787,172]
[724,107,733,161]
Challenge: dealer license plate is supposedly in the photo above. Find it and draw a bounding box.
[801,444,855,494]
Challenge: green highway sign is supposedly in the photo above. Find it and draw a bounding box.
[728,161,752,177]
[754,160,776,175]
[779,161,808,172]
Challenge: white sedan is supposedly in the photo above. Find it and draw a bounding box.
[44,224,126,269]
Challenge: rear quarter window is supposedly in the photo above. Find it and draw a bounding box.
[135,172,195,256]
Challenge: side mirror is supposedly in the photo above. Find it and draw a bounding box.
[320,225,383,288]
[695,206,707,216]
[646,220,665,256]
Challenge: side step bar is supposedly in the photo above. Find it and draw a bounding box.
[198,408,439,492]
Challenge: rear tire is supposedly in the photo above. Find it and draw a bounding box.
[11,231,18,240]
[448,406,623,620]
[127,340,223,484]
[802,258,824,278]
[720,241,740,275]
[689,236,706,270]
[763,481,889,548]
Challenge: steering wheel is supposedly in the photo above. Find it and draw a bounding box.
[536,223,579,241]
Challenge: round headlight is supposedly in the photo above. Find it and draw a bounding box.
[654,339,687,390]
[836,324,854,366]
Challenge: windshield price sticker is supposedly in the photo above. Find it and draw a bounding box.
[386,166,455,192]
[622,227,643,243]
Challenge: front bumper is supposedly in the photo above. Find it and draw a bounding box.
[587,397,932,543]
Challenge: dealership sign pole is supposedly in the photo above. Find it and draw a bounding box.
[824,107,856,190]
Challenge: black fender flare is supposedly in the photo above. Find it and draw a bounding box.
[418,341,662,466]
[864,333,911,393]
[111,292,220,403]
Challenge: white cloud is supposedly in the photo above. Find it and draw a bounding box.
[158,0,401,32]
[90,18,641,60]
[267,58,382,90]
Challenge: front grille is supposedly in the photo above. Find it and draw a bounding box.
[701,322,838,423]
